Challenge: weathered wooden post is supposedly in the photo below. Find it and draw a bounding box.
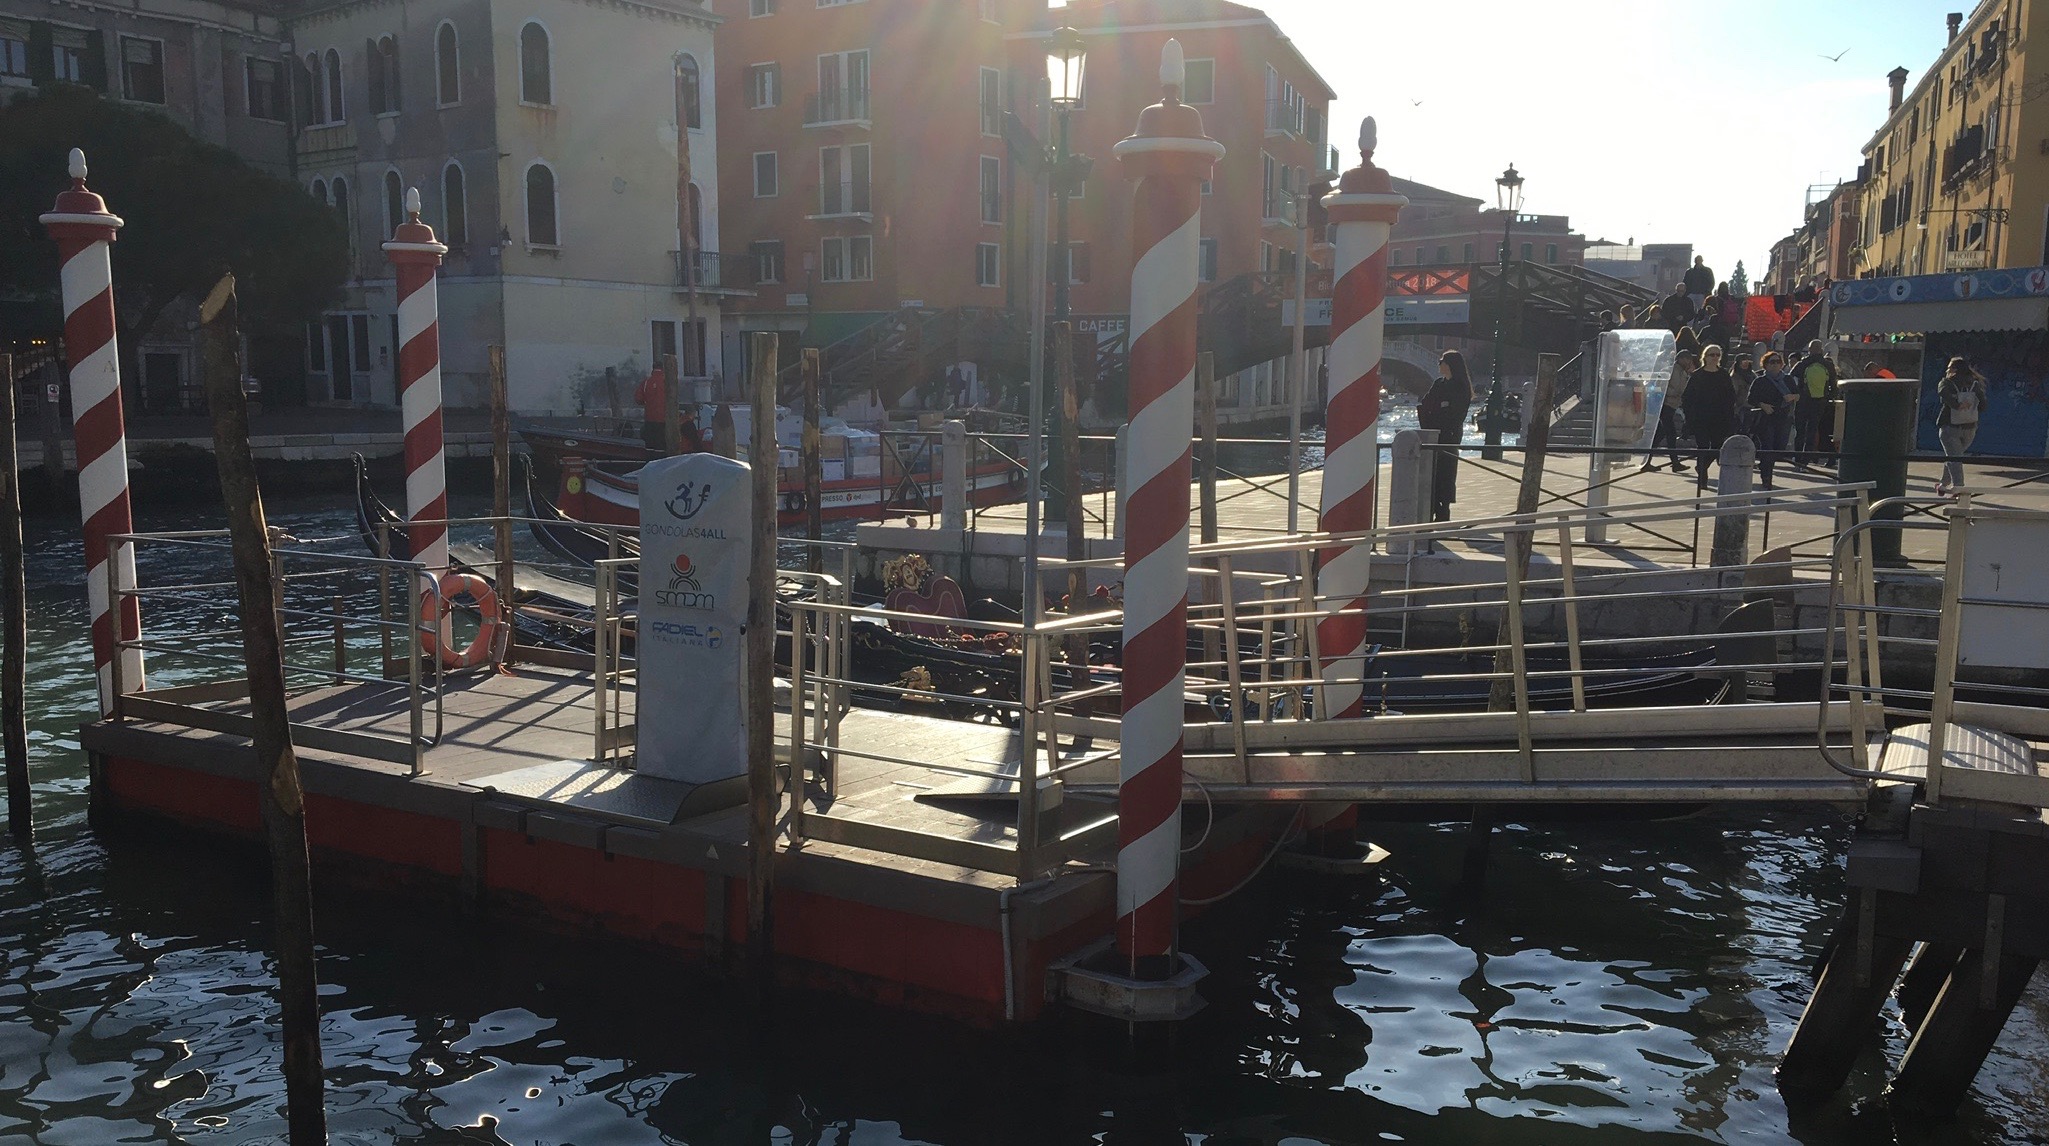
[198,275,327,1144]
[1196,352,1219,546]
[38,360,67,504]
[1487,354,1557,712]
[1054,322,1085,594]
[41,149,142,714]
[802,348,823,573]
[711,402,737,460]
[745,332,779,971]
[662,352,682,458]
[489,345,516,664]
[1711,435,1756,568]
[1313,118,1406,721]
[1111,39,1222,979]
[940,419,968,532]
[2,355,30,843]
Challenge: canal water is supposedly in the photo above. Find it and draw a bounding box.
[2,482,2045,1144]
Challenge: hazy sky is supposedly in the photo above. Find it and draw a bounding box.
[1057,0,1964,282]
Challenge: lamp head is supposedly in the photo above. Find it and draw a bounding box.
[1047,26,1087,107]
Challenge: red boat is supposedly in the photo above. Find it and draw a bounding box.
[549,406,1024,528]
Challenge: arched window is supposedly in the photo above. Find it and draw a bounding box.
[384,170,405,239]
[678,53,701,129]
[310,178,328,206]
[369,35,400,114]
[295,54,320,124]
[525,163,558,246]
[442,162,467,249]
[519,23,551,105]
[436,22,460,105]
[323,47,344,121]
[332,176,354,265]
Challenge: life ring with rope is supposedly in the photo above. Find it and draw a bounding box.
[419,570,506,670]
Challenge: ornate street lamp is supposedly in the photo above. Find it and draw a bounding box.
[1481,163,1524,459]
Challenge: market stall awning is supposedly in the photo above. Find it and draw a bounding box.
[1829,268,2049,335]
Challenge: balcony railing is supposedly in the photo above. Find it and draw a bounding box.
[1265,98,1303,138]
[805,87,871,127]
[814,181,873,218]
[673,249,726,291]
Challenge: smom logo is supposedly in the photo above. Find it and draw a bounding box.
[656,552,715,610]
[668,553,702,593]
[666,480,712,521]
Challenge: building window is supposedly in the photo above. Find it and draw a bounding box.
[1199,238,1218,283]
[753,151,779,197]
[295,53,321,123]
[442,162,466,249]
[47,27,97,87]
[1520,242,1534,261]
[1462,242,1474,262]
[120,37,164,104]
[1435,245,1449,262]
[1389,249,1403,267]
[1545,243,1558,264]
[0,30,28,79]
[980,67,1002,135]
[980,156,1001,224]
[816,49,869,122]
[310,177,328,206]
[383,169,404,239]
[324,47,344,121]
[245,58,287,121]
[678,53,701,129]
[520,22,551,105]
[821,235,874,282]
[1184,58,1215,104]
[1055,242,1091,284]
[525,162,558,245]
[686,183,703,250]
[436,22,459,105]
[751,0,775,14]
[976,242,1000,287]
[747,63,779,108]
[331,177,352,262]
[819,143,871,215]
[1262,152,1280,219]
[752,239,785,284]
[980,0,999,22]
[1261,241,1275,272]
[368,35,400,115]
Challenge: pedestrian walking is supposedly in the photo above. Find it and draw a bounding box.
[1645,349,1697,472]
[1682,344,1738,491]
[1685,256,1716,309]
[1418,350,1474,522]
[1790,339,1839,467]
[1935,355,1987,496]
[1746,350,1797,488]
[1662,283,1696,330]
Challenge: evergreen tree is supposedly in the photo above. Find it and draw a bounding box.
[1729,261,1750,295]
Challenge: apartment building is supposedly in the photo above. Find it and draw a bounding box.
[3,0,294,409]
[289,0,729,413]
[1857,2,2049,277]
[708,0,1043,373]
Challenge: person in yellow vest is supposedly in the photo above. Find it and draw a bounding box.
[1789,340,1839,469]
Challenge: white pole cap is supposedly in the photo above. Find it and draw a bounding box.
[1161,38,1184,90]
[69,148,86,179]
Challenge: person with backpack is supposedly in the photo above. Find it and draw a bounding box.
[1935,356,1987,496]
[1790,340,1839,468]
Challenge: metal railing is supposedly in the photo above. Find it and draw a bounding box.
[805,86,871,126]
[672,249,727,291]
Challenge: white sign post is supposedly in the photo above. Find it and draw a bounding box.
[635,453,753,785]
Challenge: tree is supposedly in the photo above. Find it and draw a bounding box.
[1729,260,1750,296]
[0,85,346,398]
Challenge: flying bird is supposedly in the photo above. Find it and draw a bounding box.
[1820,48,1850,62]
[1410,99,1425,107]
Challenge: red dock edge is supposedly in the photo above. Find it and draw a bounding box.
[83,726,1295,1025]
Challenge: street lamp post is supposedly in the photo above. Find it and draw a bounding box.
[1480,163,1522,461]
[1045,27,1088,525]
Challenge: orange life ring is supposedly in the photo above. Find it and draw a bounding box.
[420,570,505,669]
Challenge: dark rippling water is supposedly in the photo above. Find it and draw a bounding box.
[2,479,2045,1145]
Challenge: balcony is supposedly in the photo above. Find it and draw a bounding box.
[1264,98,1303,139]
[808,181,874,222]
[804,87,871,129]
[672,250,755,298]
[295,120,357,163]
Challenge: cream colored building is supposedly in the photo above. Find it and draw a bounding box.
[288,0,732,413]
[1857,2,2049,278]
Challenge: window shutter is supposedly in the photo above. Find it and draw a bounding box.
[81,30,107,90]
[366,38,380,111]
[388,39,400,110]
[1074,243,1093,284]
[27,23,52,84]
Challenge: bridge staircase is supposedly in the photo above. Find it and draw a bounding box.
[779,306,1028,410]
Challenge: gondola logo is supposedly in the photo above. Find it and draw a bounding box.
[656,553,714,609]
[666,480,712,521]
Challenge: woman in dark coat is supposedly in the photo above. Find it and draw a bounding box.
[1417,350,1475,521]
[1681,344,1738,491]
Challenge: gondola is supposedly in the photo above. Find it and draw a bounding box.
[523,456,640,594]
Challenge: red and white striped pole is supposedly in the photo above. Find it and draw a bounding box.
[1314,120,1405,720]
[40,149,142,715]
[1111,40,1222,978]
[383,188,451,574]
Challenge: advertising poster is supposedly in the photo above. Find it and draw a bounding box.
[635,453,752,785]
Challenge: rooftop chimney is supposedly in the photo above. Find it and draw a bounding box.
[1888,66,1910,111]
[1948,12,1963,41]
